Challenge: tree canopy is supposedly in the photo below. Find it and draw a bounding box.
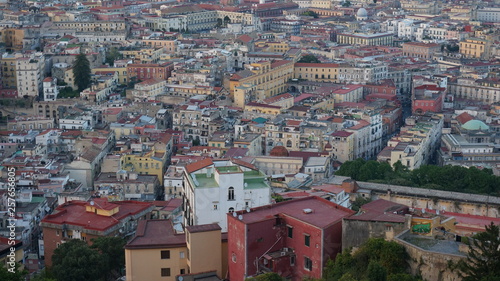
[105,47,123,66]
[301,11,319,18]
[52,239,106,281]
[298,54,321,63]
[90,236,126,280]
[458,223,500,281]
[73,53,91,92]
[246,272,283,281]
[335,159,500,196]
[0,263,28,281]
[322,238,419,281]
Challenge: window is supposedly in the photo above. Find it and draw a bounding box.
[290,255,296,266]
[180,252,185,259]
[305,234,310,247]
[180,269,185,275]
[228,207,234,213]
[228,187,235,201]
[304,256,312,271]
[213,204,218,210]
[161,250,170,259]
[287,226,293,238]
[161,268,171,277]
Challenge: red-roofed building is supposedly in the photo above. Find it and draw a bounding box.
[41,199,154,266]
[227,196,355,280]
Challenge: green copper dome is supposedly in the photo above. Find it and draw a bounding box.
[461,120,489,131]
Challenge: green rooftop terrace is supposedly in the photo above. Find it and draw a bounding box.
[216,166,241,174]
[244,178,269,190]
[190,173,218,188]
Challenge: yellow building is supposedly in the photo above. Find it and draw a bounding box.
[121,146,168,185]
[294,62,340,82]
[230,60,294,102]
[125,220,227,281]
[141,39,177,54]
[92,66,128,85]
[122,48,164,64]
[244,102,282,116]
[459,38,487,59]
[0,28,24,51]
[0,53,20,88]
[0,237,23,269]
[255,41,290,53]
[337,32,394,46]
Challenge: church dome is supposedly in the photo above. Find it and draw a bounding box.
[357,8,368,17]
[461,120,489,131]
[270,146,289,157]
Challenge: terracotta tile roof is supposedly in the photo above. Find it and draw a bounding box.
[456,112,474,125]
[185,158,213,173]
[125,219,186,249]
[231,158,258,170]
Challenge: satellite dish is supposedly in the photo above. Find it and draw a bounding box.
[90,201,94,206]
[246,207,251,212]
[233,212,237,217]
[179,277,184,281]
[238,215,243,220]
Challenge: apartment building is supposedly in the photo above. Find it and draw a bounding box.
[402,42,441,59]
[0,53,20,89]
[16,52,45,97]
[182,159,271,232]
[476,7,500,22]
[227,196,355,280]
[460,38,488,59]
[129,78,167,101]
[329,131,355,163]
[141,39,177,54]
[125,220,227,281]
[448,77,500,104]
[377,115,443,170]
[121,144,170,185]
[127,62,174,81]
[230,60,295,102]
[337,32,394,46]
[294,62,388,84]
[43,77,58,101]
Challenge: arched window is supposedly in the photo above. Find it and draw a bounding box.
[228,187,235,201]
[286,140,292,148]
[229,207,235,213]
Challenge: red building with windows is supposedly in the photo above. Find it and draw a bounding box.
[127,62,174,81]
[41,199,154,267]
[412,84,445,114]
[227,196,354,281]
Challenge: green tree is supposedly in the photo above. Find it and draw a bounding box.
[91,237,126,280]
[30,269,56,281]
[0,263,28,281]
[338,273,357,281]
[301,11,319,18]
[298,54,321,63]
[105,47,122,66]
[351,196,371,212]
[342,1,351,7]
[246,272,283,281]
[52,239,106,281]
[458,222,500,281]
[73,53,91,92]
[368,260,387,281]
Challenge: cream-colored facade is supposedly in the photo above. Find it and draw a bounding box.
[51,21,126,32]
[126,246,187,281]
[459,38,487,59]
[252,156,303,175]
[92,66,128,85]
[337,32,394,46]
[122,48,164,64]
[329,131,355,163]
[142,40,177,54]
[186,227,223,277]
[230,60,295,103]
[130,79,167,100]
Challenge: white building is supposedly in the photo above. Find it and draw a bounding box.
[16,52,45,98]
[43,77,58,101]
[477,7,500,23]
[58,118,91,130]
[182,158,271,232]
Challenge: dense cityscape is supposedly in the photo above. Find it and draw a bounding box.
[0,0,499,280]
